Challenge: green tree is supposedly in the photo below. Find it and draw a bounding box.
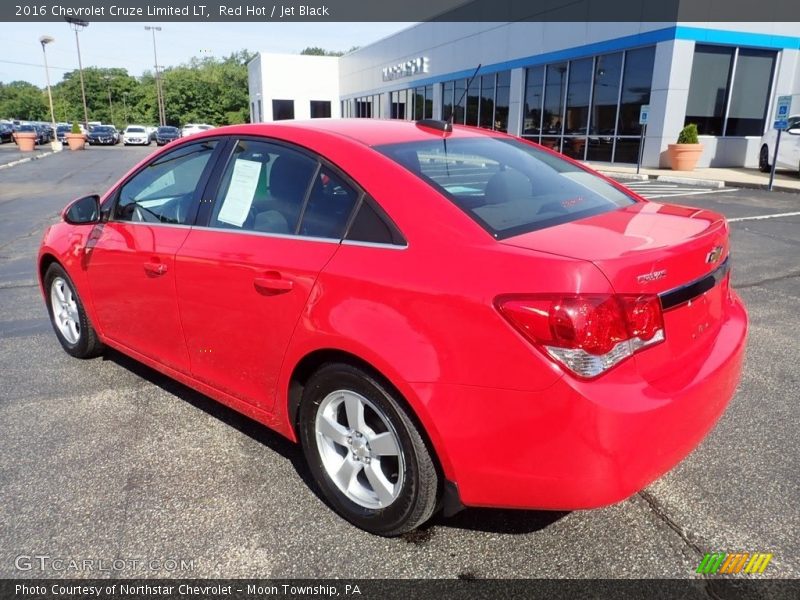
[0,81,48,121]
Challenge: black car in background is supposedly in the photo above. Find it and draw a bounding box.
[87,125,118,146]
[13,124,49,145]
[155,126,181,146]
[55,124,71,143]
[0,123,13,143]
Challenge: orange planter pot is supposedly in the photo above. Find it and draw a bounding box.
[14,131,37,152]
[667,143,703,171]
[66,133,86,151]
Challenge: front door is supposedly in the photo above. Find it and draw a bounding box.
[85,140,221,372]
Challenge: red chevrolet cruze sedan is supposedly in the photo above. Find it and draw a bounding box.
[38,119,747,535]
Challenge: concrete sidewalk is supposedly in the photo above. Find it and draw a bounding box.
[0,145,58,170]
[587,162,800,193]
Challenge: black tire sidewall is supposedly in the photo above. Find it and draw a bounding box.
[298,364,428,535]
[44,263,94,358]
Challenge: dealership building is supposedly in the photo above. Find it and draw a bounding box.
[248,21,800,168]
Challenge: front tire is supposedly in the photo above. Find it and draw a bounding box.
[44,263,103,359]
[759,145,771,173]
[298,363,440,536]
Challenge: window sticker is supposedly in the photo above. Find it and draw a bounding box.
[217,159,262,227]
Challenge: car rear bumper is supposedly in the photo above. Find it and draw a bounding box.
[413,293,747,510]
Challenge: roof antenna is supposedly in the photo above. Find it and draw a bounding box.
[451,63,481,126]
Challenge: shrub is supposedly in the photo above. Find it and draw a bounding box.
[678,123,699,144]
[70,121,81,134]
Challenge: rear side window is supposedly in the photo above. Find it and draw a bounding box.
[376,137,635,239]
[345,199,406,246]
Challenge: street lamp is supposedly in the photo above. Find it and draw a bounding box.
[39,35,59,149]
[103,75,114,125]
[122,92,129,123]
[144,26,166,126]
[65,17,90,130]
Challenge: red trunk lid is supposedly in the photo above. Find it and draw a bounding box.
[501,202,732,381]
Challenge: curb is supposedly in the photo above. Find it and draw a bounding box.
[598,171,649,182]
[0,150,57,171]
[654,175,725,189]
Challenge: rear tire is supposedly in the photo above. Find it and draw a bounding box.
[298,363,440,536]
[759,145,771,173]
[44,263,103,359]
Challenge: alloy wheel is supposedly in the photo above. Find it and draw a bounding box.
[50,276,81,344]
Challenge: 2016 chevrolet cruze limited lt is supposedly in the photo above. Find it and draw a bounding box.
[39,119,747,535]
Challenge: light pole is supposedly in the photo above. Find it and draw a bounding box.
[145,26,166,126]
[65,17,90,130]
[122,92,129,124]
[103,75,114,125]
[39,35,59,149]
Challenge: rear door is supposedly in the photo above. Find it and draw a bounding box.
[85,139,222,373]
[174,137,361,411]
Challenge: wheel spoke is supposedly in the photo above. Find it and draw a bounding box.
[317,413,349,446]
[364,461,396,506]
[66,305,80,323]
[344,394,367,432]
[369,431,399,457]
[53,281,66,303]
[333,456,361,491]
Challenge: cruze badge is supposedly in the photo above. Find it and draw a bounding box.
[637,269,667,284]
[706,246,724,264]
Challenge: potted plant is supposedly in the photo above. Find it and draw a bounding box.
[667,123,703,171]
[13,129,37,152]
[65,121,86,151]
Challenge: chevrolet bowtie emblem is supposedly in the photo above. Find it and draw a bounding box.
[706,246,724,264]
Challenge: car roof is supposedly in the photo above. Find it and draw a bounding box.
[199,119,506,148]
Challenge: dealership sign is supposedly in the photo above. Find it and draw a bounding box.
[382,57,429,81]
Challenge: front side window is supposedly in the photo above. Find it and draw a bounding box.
[377,137,634,239]
[114,141,217,224]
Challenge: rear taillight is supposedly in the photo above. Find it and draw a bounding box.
[496,294,665,378]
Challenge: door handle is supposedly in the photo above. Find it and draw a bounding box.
[143,262,168,276]
[254,274,294,294]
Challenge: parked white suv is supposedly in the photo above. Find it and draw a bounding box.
[123,125,151,146]
[759,115,800,175]
[181,123,214,137]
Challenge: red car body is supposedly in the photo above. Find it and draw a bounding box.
[38,120,747,512]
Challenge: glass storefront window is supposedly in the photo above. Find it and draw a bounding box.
[587,52,622,162]
[272,99,294,121]
[495,71,510,132]
[414,88,424,120]
[563,57,592,159]
[310,100,331,118]
[543,63,568,138]
[685,45,734,136]
[523,66,544,138]
[479,74,495,129]
[726,49,776,136]
[424,85,433,119]
[466,76,480,126]
[617,46,655,136]
[454,79,466,124]
[442,80,454,121]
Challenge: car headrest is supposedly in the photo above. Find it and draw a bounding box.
[269,154,316,200]
[484,169,532,205]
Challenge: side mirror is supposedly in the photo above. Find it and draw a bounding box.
[787,128,800,135]
[63,194,101,225]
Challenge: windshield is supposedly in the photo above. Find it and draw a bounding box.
[127,127,145,133]
[93,127,113,133]
[376,137,636,239]
[158,127,178,134]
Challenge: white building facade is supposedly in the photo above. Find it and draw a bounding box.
[249,22,800,168]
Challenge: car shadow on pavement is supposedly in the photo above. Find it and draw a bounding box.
[103,349,571,536]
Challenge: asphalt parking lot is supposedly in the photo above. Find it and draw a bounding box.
[0,146,798,579]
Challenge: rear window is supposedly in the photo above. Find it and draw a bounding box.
[376,137,635,239]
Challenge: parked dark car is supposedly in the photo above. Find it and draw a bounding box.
[87,126,118,146]
[0,123,14,143]
[56,125,71,143]
[13,124,49,145]
[154,125,180,146]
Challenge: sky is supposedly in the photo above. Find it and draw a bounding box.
[1,22,414,86]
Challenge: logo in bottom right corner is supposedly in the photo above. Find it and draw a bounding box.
[696,552,773,575]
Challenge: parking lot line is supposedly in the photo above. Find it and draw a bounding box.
[728,210,800,223]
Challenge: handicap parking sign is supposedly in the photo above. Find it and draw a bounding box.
[775,96,792,130]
